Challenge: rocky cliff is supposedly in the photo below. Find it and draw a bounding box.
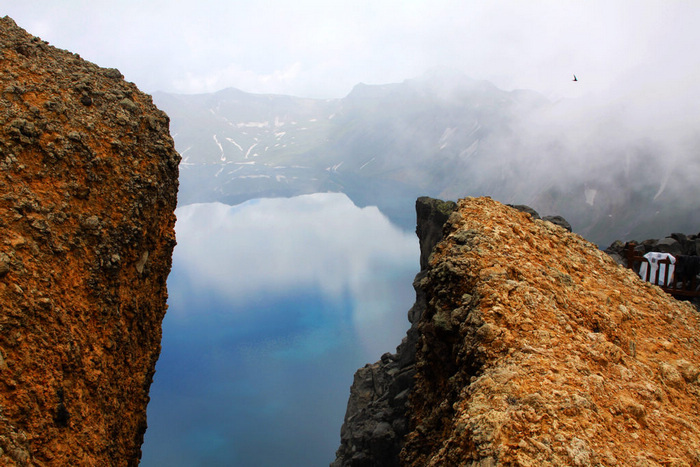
[0,17,180,465]
[335,197,700,466]
[332,197,457,466]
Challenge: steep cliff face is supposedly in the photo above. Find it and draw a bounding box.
[0,17,180,466]
[332,197,456,467]
[402,197,700,465]
[336,196,700,466]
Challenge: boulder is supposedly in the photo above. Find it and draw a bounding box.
[542,214,572,232]
[0,17,179,466]
[656,237,683,256]
[401,197,700,465]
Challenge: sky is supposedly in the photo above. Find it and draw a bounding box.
[5,1,700,102]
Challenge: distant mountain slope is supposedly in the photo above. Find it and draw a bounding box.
[153,72,699,245]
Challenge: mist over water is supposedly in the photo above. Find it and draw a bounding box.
[450,78,700,244]
[155,67,700,248]
[141,193,418,466]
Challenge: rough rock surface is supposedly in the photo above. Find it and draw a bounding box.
[401,197,700,466]
[0,17,179,466]
[333,199,579,466]
[332,197,457,467]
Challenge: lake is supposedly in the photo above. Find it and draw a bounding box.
[141,193,419,466]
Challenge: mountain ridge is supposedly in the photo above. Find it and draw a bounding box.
[153,75,699,245]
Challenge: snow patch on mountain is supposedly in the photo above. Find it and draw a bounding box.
[585,187,597,206]
[467,120,481,137]
[225,137,243,152]
[213,134,225,161]
[439,127,457,149]
[359,157,375,170]
[327,162,344,173]
[653,170,671,200]
[459,140,479,159]
[245,143,259,159]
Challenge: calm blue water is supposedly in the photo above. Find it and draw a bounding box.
[141,194,419,466]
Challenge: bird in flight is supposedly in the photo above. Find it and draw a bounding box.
[573,74,578,82]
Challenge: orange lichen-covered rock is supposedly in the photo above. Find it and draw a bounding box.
[401,197,700,466]
[0,17,179,466]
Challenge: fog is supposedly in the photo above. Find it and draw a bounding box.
[6,2,700,101]
[8,3,699,220]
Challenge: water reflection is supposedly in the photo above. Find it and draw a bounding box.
[141,193,418,466]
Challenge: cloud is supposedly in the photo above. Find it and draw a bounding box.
[171,62,303,95]
[170,193,418,351]
[173,193,415,298]
[7,1,700,100]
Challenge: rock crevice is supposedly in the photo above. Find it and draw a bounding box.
[332,197,457,467]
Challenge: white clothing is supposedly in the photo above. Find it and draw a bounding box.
[639,252,676,286]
